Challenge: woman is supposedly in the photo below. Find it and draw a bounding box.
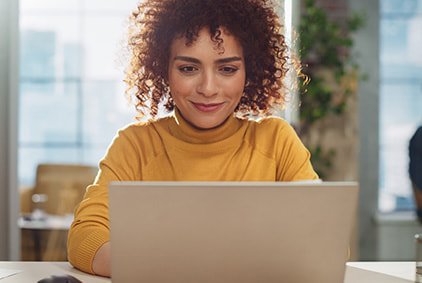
[67,0,318,277]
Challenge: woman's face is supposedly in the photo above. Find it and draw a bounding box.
[168,27,246,129]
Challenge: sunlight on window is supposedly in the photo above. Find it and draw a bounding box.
[18,0,139,185]
[378,0,422,212]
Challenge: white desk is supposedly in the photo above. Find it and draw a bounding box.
[0,261,418,282]
[345,262,418,282]
[0,262,108,282]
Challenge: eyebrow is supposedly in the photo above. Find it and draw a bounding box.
[173,56,242,64]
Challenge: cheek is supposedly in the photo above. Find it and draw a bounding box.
[172,86,193,104]
[169,69,197,95]
[169,77,190,98]
[227,76,246,98]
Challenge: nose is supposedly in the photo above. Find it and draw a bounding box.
[196,71,218,97]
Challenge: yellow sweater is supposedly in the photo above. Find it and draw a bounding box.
[67,110,318,274]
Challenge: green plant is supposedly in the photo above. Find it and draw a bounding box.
[298,0,365,134]
[297,0,365,177]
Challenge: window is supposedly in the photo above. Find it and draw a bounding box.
[379,0,422,212]
[19,0,138,185]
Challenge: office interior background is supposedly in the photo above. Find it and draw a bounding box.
[0,0,421,261]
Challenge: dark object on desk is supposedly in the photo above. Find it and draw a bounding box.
[37,273,82,283]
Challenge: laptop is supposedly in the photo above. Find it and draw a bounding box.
[108,181,358,283]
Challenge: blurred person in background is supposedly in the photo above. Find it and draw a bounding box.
[410,126,422,222]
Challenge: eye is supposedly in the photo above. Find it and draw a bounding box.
[219,66,238,75]
[178,66,197,73]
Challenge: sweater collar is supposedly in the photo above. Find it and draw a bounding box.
[169,108,243,144]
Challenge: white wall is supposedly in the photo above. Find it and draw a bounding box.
[0,0,20,260]
[375,212,420,260]
[348,0,380,260]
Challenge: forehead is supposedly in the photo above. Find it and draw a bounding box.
[169,28,244,58]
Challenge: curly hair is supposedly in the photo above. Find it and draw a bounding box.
[125,0,290,118]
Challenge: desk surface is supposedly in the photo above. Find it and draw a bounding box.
[0,261,418,282]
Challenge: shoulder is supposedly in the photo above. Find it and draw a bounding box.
[257,116,292,128]
[410,126,422,151]
[101,116,174,167]
[243,116,302,155]
[410,126,422,144]
[106,115,173,152]
[117,115,173,137]
[246,116,297,138]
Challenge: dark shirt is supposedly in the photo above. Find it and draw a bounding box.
[410,126,422,190]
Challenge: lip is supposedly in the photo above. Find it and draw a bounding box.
[191,102,225,112]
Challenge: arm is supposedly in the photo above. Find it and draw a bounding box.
[67,126,143,275]
[92,241,111,277]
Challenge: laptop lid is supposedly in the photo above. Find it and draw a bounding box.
[109,181,358,283]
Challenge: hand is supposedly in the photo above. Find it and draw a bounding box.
[92,241,111,277]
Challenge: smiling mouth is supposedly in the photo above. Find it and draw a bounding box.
[191,102,224,112]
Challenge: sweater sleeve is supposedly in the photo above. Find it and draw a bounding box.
[67,125,142,274]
